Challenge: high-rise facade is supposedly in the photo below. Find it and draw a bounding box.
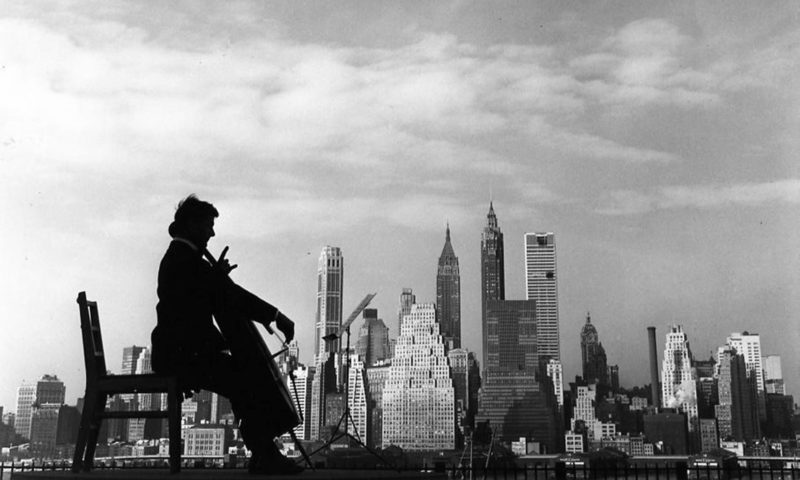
[315,246,344,364]
[436,225,461,350]
[365,363,391,450]
[580,313,608,386]
[347,355,368,444]
[310,246,344,440]
[661,325,698,432]
[715,347,758,441]
[524,232,560,361]
[476,300,560,450]
[481,202,505,370]
[14,384,37,439]
[356,309,391,367]
[398,288,415,334]
[382,303,454,450]
[723,332,764,392]
[15,375,66,440]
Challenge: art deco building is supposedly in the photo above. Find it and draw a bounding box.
[356,309,391,367]
[580,313,608,386]
[436,225,461,350]
[546,359,564,406]
[476,300,560,450]
[382,303,454,450]
[661,325,698,432]
[524,232,560,361]
[286,365,312,440]
[310,246,344,440]
[481,202,505,370]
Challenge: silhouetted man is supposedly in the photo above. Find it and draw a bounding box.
[151,195,302,475]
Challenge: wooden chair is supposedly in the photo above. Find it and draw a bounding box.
[72,291,183,473]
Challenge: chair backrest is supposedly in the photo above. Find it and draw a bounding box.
[77,292,107,385]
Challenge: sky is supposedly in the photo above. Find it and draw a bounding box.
[1,0,798,411]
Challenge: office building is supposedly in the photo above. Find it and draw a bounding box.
[723,332,764,392]
[365,363,391,450]
[524,232,560,361]
[382,303,454,450]
[476,300,560,450]
[547,359,564,406]
[15,375,65,440]
[661,325,698,432]
[286,365,312,440]
[715,347,758,441]
[436,225,461,350]
[699,418,719,453]
[30,403,60,457]
[643,411,689,454]
[182,426,225,457]
[310,246,344,440]
[347,355,368,444]
[481,202,505,370]
[356,309,391,367]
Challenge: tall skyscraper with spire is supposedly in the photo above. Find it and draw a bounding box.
[481,202,505,370]
[524,232,560,361]
[310,246,344,440]
[436,225,461,350]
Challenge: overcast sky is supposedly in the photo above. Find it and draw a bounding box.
[1,0,798,410]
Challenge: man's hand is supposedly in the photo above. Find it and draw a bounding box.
[214,246,238,275]
[275,312,295,343]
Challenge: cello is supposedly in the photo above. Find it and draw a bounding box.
[203,248,310,464]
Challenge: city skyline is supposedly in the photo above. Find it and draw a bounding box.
[2,0,799,411]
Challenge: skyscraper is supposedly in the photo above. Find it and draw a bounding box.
[723,332,764,392]
[315,246,344,364]
[347,355,368,444]
[310,246,344,440]
[382,303,454,450]
[355,309,391,367]
[398,288,415,335]
[481,202,505,371]
[580,313,608,386]
[661,325,698,432]
[436,225,461,350]
[475,300,560,449]
[715,347,757,441]
[15,375,66,440]
[524,232,560,361]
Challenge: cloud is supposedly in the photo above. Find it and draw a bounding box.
[597,179,800,215]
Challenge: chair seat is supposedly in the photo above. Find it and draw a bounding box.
[94,373,178,394]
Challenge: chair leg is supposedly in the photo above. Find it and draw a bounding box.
[168,385,182,474]
[83,393,106,471]
[71,392,97,473]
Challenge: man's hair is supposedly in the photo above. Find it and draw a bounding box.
[168,194,218,237]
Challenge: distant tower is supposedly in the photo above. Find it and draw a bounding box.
[436,225,461,350]
[524,232,560,361]
[347,355,368,444]
[310,246,344,440]
[315,246,344,364]
[481,202,505,370]
[355,309,391,367]
[398,288,415,334]
[662,325,698,432]
[580,313,608,386]
[382,303,454,450]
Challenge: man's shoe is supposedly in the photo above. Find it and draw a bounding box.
[248,453,304,475]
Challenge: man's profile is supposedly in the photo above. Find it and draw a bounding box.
[150,194,302,475]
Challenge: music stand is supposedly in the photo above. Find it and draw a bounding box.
[307,293,392,469]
